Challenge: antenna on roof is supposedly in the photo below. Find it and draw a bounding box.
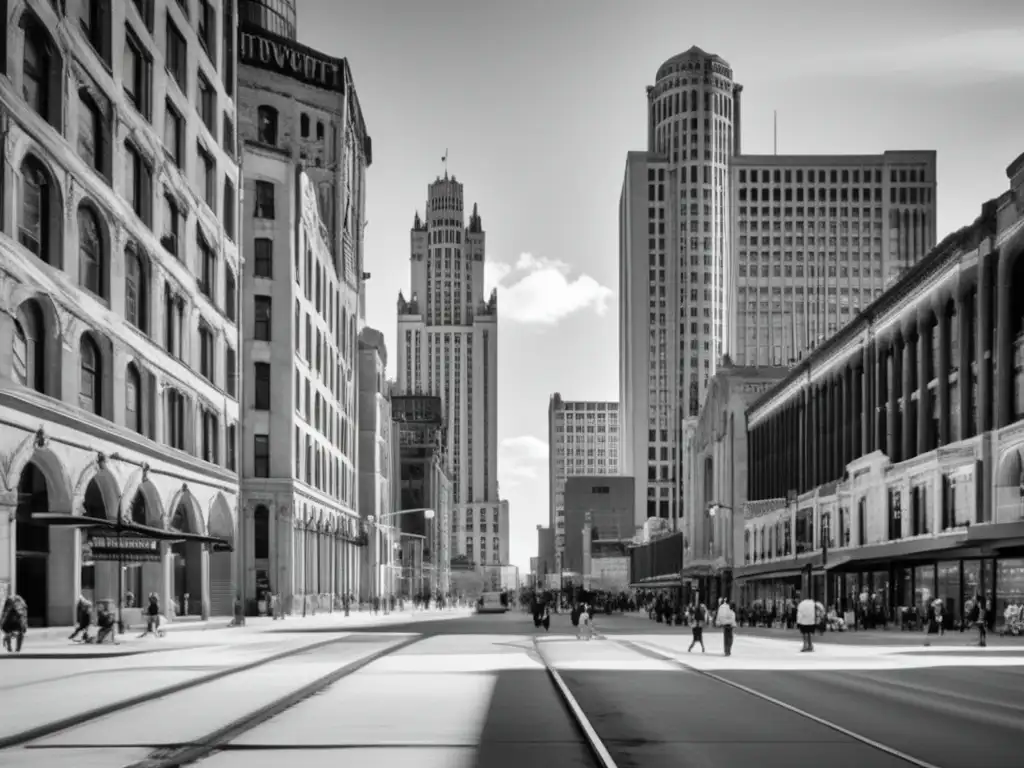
[773,111,778,156]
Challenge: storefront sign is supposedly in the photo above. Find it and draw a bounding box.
[88,536,162,563]
[239,26,344,93]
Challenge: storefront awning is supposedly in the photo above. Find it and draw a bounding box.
[966,521,1024,548]
[630,575,683,589]
[32,513,233,551]
[733,552,823,580]
[824,534,967,572]
[735,568,806,583]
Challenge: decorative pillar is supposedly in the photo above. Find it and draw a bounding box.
[917,314,933,454]
[936,298,951,446]
[889,340,901,461]
[995,253,1014,429]
[810,388,819,488]
[0,491,17,604]
[798,391,807,492]
[875,342,887,454]
[200,546,211,620]
[902,329,915,461]
[976,254,995,435]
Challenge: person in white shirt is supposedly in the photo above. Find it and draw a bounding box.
[716,600,737,656]
[577,604,593,641]
[796,596,817,652]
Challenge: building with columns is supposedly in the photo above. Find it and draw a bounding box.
[236,12,370,612]
[681,362,787,605]
[0,0,242,626]
[736,152,1024,628]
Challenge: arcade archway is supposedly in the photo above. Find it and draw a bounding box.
[207,495,235,617]
[169,501,204,617]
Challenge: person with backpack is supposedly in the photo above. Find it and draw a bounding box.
[716,600,737,656]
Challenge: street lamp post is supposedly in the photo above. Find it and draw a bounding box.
[707,503,735,602]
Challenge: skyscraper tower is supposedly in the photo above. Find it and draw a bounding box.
[396,174,509,567]
[619,46,741,528]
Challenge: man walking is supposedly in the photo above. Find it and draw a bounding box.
[716,599,737,656]
[688,602,708,653]
[796,594,817,652]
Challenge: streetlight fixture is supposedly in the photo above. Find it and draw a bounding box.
[367,508,436,599]
[706,502,736,600]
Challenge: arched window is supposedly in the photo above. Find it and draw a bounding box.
[79,334,101,415]
[22,17,53,123]
[125,362,142,433]
[19,157,53,260]
[12,300,46,393]
[125,246,146,330]
[78,206,104,296]
[257,105,278,145]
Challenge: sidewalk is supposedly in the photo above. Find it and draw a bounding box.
[602,612,1024,647]
[2,607,472,659]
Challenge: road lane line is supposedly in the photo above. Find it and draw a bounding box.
[119,634,425,768]
[0,634,371,749]
[616,639,946,768]
[532,638,618,768]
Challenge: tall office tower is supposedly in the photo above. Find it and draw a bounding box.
[396,174,508,566]
[729,151,937,366]
[0,0,241,626]
[619,47,741,528]
[237,18,371,610]
[548,395,620,572]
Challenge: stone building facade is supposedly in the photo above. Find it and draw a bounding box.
[0,0,241,625]
[739,154,1024,628]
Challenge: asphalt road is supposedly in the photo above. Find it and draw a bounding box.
[2,609,1022,768]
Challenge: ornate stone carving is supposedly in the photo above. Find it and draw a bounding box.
[34,428,48,450]
[141,463,150,483]
[277,504,293,520]
[0,269,20,317]
[52,303,79,347]
[96,452,107,472]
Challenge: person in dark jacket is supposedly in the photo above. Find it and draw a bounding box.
[1,594,28,652]
[95,600,117,644]
[138,593,163,638]
[69,595,93,642]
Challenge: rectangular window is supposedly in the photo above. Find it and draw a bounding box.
[253,434,270,477]
[225,346,236,397]
[225,269,236,322]
[131,0,154,31]
[198,0,216,58]
[161,194,180,256]
[222,0,234,95]
[198,235,216,300]
[165,15,187,90]
[163,101,183,167]
[226,424,237,471]
[254,296,272,341]
[254,181,275,218]
[197,72,215,132]
[254,238,273,278]
[124,142,152,226]
[199,325,214,381]
[223,178,236,240]
[197,144,215,207]
[201,408,218,464]
[254,362,271,410]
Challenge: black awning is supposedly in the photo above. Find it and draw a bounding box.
[630,575,683,589]
[736,568,806,583]
[824,534,967,572]
[967,521,1024,545]
[733,552,823,579]
[31,513,233,551]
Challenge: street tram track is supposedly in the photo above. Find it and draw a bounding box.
[530,636,620,768]
[0,633,418,754]
[612,637,947,768]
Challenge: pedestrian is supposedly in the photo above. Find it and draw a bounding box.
[688,602,708,653]
[138,593,164,638]
[796,595,817,652]
[69,594,93,642]
[95,600,118,645]
[577,604,593,641]
[1,593,28,653]
[716,599,737,656]
[969,594,987,647]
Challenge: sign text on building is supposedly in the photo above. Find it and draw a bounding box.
[239,26,345,93]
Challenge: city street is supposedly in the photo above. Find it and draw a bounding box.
[0,611,1022,768]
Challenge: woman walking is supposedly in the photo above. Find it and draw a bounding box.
[1,593,28,652]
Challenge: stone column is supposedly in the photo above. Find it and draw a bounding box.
[902,330,915,461]
[200,546,211,619]
[875,342,887,454]
[936,298,951,446]
[889,340,901,461]
[917,314,933,454]
[798,392,807,492]
[995,254,1014,429]
[0,492,16,604]
[976,254,995,435]
[957,288,972,440]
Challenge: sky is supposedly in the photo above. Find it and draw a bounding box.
[298,0,1024,574]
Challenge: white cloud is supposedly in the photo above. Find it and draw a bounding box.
[484,253,612,325]
[498,435,548,486]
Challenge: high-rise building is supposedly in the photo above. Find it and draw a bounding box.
[548,395,620,572]
[396,173,507,566]
[236,16,371,612]
[0,0,241,626]
[728,152,937,367]
[619,47,741,529]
